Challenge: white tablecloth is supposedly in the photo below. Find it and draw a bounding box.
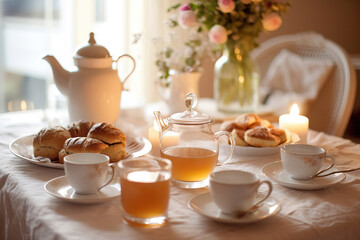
[1,110,360,240]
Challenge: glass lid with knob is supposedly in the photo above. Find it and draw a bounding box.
[167,93,212,125]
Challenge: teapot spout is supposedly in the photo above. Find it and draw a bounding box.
[43,55,71,96]
[154,111,168,134]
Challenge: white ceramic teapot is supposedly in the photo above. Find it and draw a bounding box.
[43,32,135,123]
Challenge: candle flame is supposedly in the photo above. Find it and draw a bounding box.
[8,101,13,112]
[290,104,300,116]
[20,100,27,111]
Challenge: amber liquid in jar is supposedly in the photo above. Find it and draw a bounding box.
[161,147,218,182]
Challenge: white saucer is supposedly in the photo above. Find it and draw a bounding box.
[188,192,281,224]
[44,176,120,204]
[262,161,346,190]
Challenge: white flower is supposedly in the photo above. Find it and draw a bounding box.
[208,25,228,44]
[262,13,282,31]
[218,0,236,13]
[185,46,194,58]
[178,10,197,29]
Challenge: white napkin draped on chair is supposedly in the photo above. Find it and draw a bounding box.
[260,49,335,115]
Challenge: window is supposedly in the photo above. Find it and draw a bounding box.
[0,0,169,113]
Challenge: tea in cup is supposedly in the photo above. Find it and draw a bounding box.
[119,156,171,227]
[209,170,272,215]
[64,153,116,195]
[281,144,335,180]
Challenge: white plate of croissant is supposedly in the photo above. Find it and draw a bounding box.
[219,114,300,156]
[9,121,151,169]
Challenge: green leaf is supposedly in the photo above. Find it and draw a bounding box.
[167,3,181,12]
[165,48,173,58]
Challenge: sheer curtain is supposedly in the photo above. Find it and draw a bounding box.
[0,0,171,113]
[54,0,172,104]
[124,0,171,102]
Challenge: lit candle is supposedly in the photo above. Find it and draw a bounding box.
[148,120,161,156]
[279,104,309,144]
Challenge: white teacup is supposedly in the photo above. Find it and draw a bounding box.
[209,170,272,215]
[64,153,116,195]
[281,144,335,180]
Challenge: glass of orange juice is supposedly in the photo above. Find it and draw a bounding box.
[119,156,171,227]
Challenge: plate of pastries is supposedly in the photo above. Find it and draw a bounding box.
[220,113,299,156]
[9,121,151,169]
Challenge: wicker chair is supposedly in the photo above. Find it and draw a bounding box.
[251,32,357,137]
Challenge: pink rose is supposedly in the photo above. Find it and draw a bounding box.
[179,4,191,11]
[178,10,197,29]
[208,25,228,44]
[262,13,282,31]
[218,0,235,13]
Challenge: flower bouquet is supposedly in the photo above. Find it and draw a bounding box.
[165,0,290,112]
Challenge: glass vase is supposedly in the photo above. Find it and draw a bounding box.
[214,42,259,113]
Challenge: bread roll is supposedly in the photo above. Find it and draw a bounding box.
[244,126,280,147]
[87,123,127,162]
[58,137,108,163]
[269,128,287,144]
[249,119,273,129]
[67,121,95,137]
[33,126,71,161]
[220,121,247,132]
[236,113,261,127]
[231,129,248,146]
[220,113,286,148]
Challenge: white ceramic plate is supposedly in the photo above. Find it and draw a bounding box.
[262,161,346,190]
[234,131,300,156]
[188,192,281,224]
[9,134,152,169]
[44,176,120,203]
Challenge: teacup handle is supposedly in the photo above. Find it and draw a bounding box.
[99,163,117,190]
[215,131,235,166]
[315,156,335,177]
[252,180,273,208]
[115,54,136,86]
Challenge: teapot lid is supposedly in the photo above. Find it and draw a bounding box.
[75,32,111,58]
[168,93,211,125]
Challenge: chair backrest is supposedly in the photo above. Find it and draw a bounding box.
[251,32,357,137]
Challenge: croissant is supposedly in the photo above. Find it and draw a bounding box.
[58,137,108,163]
[87,123,127,163]
[33,126,71,161]
[67,121,95,137]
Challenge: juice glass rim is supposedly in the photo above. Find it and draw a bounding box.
[118,156,172,171]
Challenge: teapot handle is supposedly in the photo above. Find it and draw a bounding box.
[115,54,136,86]
[215,131,235,166]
